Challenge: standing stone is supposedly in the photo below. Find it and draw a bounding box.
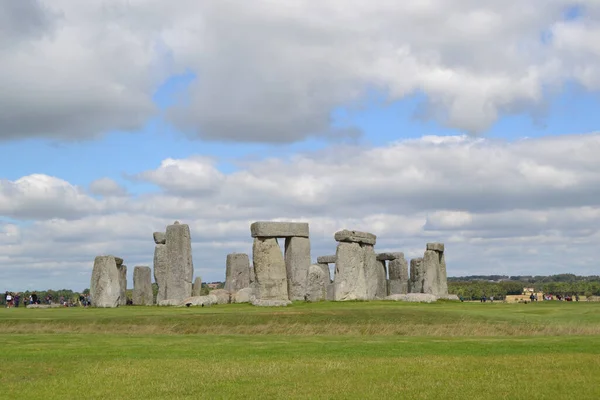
[252,237,289,300]
[364,246,385,300]
[410,258,424,293]
[153,232,166,244]
[388,254,409,295]
[118,264,127,306]
[90,255,121,308]
[133,266,153,305]
[192,277,202,296]
[224,253,250,293]
[153,243,168,302]
[422,243,448,296]
[165,222,194,302]
[326,282,335,301]
[284,236,311,301]
[306,263,330,302]
[334,242,368,301]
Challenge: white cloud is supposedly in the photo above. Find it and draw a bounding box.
[1,1,600,142]
[2,133,600,290]
[89,177,128,197]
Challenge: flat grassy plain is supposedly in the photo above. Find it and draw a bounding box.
[1,301,599,399]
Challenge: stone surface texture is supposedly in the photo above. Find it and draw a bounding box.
[426,242,445,252]
[316,255,336,264]
[284,236,311,301]
[409,258,424,293]
[250,221,309,238]
[252,237,289,300]
[233,287,254,303]
[165,222,194,301]
[153,244,168,302]
[376,252,402,261]
[192,277,202,296]
[388,254,409,295]
[306,263,330,302]
[153,232,166,244]
[333,241,368,301]
[118,264,127,306]
[334,230,376,245]
[182,295,217,307]
[90,256,121,308]
[209,289,231,304]
[364,246,384,299]
[133,266,153,305]
[224,253,250,293]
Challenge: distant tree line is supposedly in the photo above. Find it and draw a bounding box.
[448,274,600,300]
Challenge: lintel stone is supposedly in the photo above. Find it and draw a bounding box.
[426,243,444,252]
[376,252,404,261]
[334,229,376,245]
[250,221,309,238]
[153,232,166,244]
[317,255,336,264]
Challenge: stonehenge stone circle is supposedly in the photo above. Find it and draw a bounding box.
[224,253,250,293]
[164,221,194,302]
[153,242,168,302]
[388,253,409,295]
[133,266,153,305]
[90,255,121,308]
[306,263,331,302]
[333,229,377,301]
[192,277,202,296]
[118,264,127,306]
[252,237,289,301]
[250,221,311,303]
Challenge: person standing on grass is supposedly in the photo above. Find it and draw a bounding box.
[5,292,13,308]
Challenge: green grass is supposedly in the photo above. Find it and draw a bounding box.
[1,301,599,399]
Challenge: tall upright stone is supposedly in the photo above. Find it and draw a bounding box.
[388,253,409,295]
[284,236,311,301]
[252,237,289,301]
[422,243,448,296]
[364,245,384,300]
[153,243,168,302]
[224,253,250,293]
[165,221,194,302]
[192,277,203,296]
[90,255,121,308]
[118,264,127,306]
[306,263,330,302]
[410,258,424,293]
[333,230,376,301]
[133,266,153,305]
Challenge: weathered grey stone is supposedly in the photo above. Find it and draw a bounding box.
[158,298,184,306]
[426,242,445,252]
[422,250,440,295]
[118,264,127,306]
[153,244,168,302]
[438,252,448,296]
[388,255,409,295]
[90,255,121,308]
[133,266,153,305]
[251,299,291,307]
[210,289,231,304]
[153,232,166,244]
[182,295,216,307]
[233,287,254,303]
[326,282,335,301]
[306,263,330,302]
[385,293,438,303]
[284,236,311,301]
[252,237,289,301]
[27,304,62,309]
[376,252,403,261]
[112,256,123,266]
[334,229,376,245]
[334,241,368,301]
[410,258,424,293]
[192,277,202,296]
[224,253,250,293]
[165,222,194,301]
[365,249,386,300]
[250,221,309,238]
[317,255,336,264]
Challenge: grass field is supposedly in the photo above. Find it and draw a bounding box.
[1,301,599,399]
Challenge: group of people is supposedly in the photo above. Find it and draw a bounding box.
[3,291,92,308]
[4,291,41,308]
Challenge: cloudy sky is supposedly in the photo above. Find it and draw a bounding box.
[1,1,600,292]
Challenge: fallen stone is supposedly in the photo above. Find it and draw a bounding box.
[26,303,62,309]
[251,299,291,307]
[158,299,184,306]
[385,293,438,303]
[426,242,445,252]
[225,253,250,293]
[210,289,231,304]
[90,255,121,308]
[284,236,311,301]
[118,264,127,306]
[306,263,330,302]
[252,237,289,300]
[334,229,376,245]
[334,241,368,301]
[153,244,168,302]
[182,295,217,307]
[233,287,254,303]
[133,266,153,305]
[165,222,194,301]
[153,232,166,245]
[192,277,202,297]
[317,255,336,264]
[250,221,309,238]
[376,252,403,261]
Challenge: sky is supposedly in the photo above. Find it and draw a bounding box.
[1,1,600,292]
